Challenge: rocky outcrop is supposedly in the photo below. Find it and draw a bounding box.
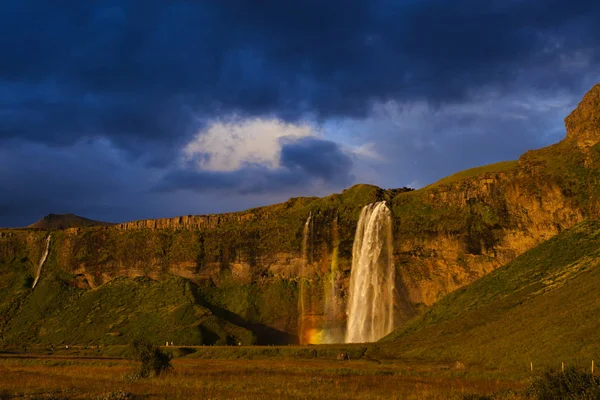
[396,170,585,305]
[565,83,600,148]
[395,83,600,306]
[115,212,258,230]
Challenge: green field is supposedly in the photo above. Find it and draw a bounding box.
[0,348,525,399]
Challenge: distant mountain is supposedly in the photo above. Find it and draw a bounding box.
[27,213,114,230]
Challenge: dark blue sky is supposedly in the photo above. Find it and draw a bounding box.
[1,0,600,227]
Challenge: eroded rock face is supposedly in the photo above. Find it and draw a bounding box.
[397,173,585,306]
[565,84,600,149]
[115,213,258,230]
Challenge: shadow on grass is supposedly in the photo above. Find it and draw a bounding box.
[189,284,298,345]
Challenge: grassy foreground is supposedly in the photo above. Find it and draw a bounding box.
[0,349,523,400]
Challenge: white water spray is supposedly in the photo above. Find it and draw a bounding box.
[345,202,395,343]
[32,234,51,289]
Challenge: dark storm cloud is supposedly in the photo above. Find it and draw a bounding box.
[280,137,353,183]
[2,0,600,150]
[0,138,323,227]
[158,137,354,194]
[0,139,148,227]
[1,0,600,226]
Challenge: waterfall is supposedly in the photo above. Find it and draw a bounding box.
[298,214,312,343]
[345,202,395,343]
[32,234,51,289]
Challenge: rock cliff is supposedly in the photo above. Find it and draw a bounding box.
[565,83,600,148]
[1,84,599,344]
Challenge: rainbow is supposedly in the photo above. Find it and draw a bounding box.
[304,328,325,344]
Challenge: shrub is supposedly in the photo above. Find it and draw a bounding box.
[129,339,172,378]
[526,366,600,400]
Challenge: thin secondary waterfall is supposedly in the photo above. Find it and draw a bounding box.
[298,213,312,343]
[32,234,51,289]
[345,202,395,343]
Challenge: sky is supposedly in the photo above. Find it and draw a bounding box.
[1,0,600,227]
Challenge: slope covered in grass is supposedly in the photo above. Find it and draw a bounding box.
[383,220,600,369]
[424,160,518,189]
[0,259,254,347]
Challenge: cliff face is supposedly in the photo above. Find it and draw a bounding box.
[115,212,258,230]
[565,83,600,149]
[393,84,600,306]
[1,84,599,344]
[394,164,586,305]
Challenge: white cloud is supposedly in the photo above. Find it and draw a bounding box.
[183,117,318,171]
[350,142,383,160]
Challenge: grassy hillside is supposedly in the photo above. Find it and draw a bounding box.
[0,248,254,347]
[383,220,600,370]
[424,160,518,189]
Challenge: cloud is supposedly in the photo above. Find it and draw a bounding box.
[159,135,354,194]
[334,85,585,189]
[183,118,316,171]
[1,1,599,225]
[0,139,153,227]
[1,0,599,153]
[0,137,336,228]
[280,137,353,183]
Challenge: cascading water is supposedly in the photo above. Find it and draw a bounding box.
[32,234,51,289]
[298,214,312,343]
[345,202,395,343]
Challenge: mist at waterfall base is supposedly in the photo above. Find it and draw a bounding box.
[298,202,397,344]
